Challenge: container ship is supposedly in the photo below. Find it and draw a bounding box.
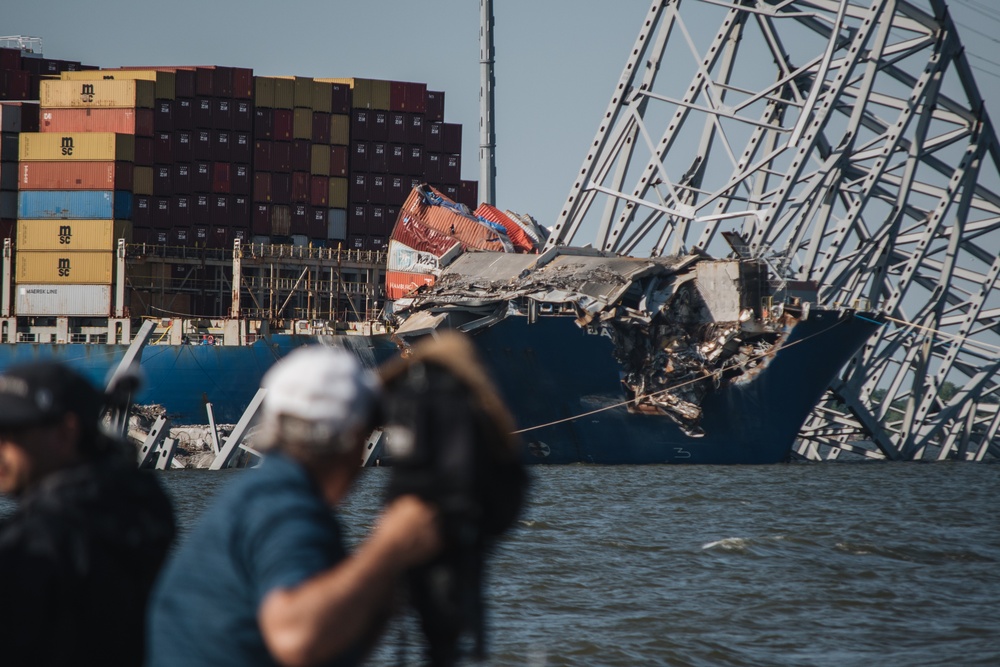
[0,41,881,464]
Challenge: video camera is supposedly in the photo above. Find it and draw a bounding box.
[379,332,528,666]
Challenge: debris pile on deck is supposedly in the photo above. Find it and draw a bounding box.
[392,248,798,435]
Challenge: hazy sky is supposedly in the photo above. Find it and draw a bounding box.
[5,0,998,231]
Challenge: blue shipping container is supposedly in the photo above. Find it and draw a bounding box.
[17,190,133,220]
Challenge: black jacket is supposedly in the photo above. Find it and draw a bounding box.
[0,447,175,667]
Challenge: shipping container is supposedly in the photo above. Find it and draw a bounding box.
[134,166,153,195]
[314,80,352,114]
[388,112,407,142]
[233,68,254,99]
[272,109,293,141]
[254,76,275,108]
[272,77,295,109]
[194,97,213,128]
[213,162,231,193]
[271,172,292,204]
[443,154,461,183]
[328,177,348,209]
[271,205,291,236]
[213,195,233,226]
[459,180,479,210]
[0,164,15,191]
[426,90,445,122]
[192,195,211,225]
[352,141,369,172]
[312,112,331,144]
[19,132,135,162]
[234,100,252,131]
[173,163,191,193]
[272,142,292,172]
[18,190,132,220]
[292,108,312,141]
[254,140,273,171]
[0,192,16,219]
[60,69,176,100]
[40,79,156,109]
[153,100,174,131]
[310,145,330,176]
[388,144,406,173]
[371,111,388,141]
[370,174,387,203]
[193,161,212,192]
[350,172,368,203]
[291,172,310,203]
[310,176,329,207]
[152,197,171,229]
[175,98,193,129]
[329,145,348,177]
[15,251,114,284]
[233,164,251,195]
[330,114,349,145]
[0,132,18,162]
[371,142,388,173]
[0,102,40,132]
[214,131,231,161]
[213,98,233,129]
[134,136,153,166]
[153,131,172,163]
[133,196,152,225]
[173,195,191,225]
[442,123,462,154]
[385,270,435,300]
[291,140,311,172]
[15,284,112,317]
[255,108,273,139]
[18,161,134,191]
[426,122,443,152]
[16,219,131,251]
[327,208,347,240]
[174,131,192,162]
[407,114,425,145]
[233,132,251,163]
[311,81,333,114]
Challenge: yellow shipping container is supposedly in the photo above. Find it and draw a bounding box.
[311,146,331,176]
[329,178,348,208]
[16,250,114,284]
[254,76,275,108]
[60,70,176,100]
[16,219,132,251]
[329,115,349,145]
[19,133,135,162]
[272,77,295,110]
[293,109,313,140]
[40,79,156,109]
[274,76,313,109]
[333,78,390,110]
[133,166,153,195]
[311,81,333,113]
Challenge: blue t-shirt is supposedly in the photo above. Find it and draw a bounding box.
[147,454,357,666]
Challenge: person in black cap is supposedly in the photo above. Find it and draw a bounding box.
[0,360,175,667]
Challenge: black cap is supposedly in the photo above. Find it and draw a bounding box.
[0,361,105,430]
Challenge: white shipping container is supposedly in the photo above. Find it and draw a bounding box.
[16,284,112,317]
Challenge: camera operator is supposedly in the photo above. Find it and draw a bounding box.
[0,360,176,667]
[146,346,441,667]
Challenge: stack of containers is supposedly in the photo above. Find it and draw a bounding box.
[0,102,40,238]
[1,46,93,102]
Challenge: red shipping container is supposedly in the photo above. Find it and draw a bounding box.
[271,172,292,204]
[291,171,310,203]
[252,203,270,235]
[39,108,154,136]
[425,153,442,182]
[213,98,233,129]
[234,99,252,131]
[371,142,387,173]
[194,130,213,160]
[253,172,272,203]
[459,180,478,210]
[330,83,351,114]
[0,48,22,71]
[135,136,154,166]
[405,82,427,113]
[425,90,445,122]
[351,141,369,172]
[474,203,533,252]
[18,161,134,191]
[406,113,425,145]
[385,270,435,299]
[213,195,233,225]
[195,68,214,97]
[273,109,293,141]
[233,195,250,225]
[175,98,193,129]
[390,81,406,111]
[254,108,273,139]
[233,132,251,164]
[173,69,196,98]
[310,175,329,207]
[405,145,424,176]
[213,162,231,193]
[371,111,388,141]
[154,131,173,163]
[154,100,173,132]
[133,196,152,225]
[388,112,406,142]
[370,174,387,203]
[273,141,292,171]
[152,196,171,229]
[211,66,234,98]
[174,131,192,162]
[350,172,368,203]
[233,164,251,195]
[154,165,173,196]
[254,140,273,171]
[174,163,192,193]
[393,185,505,252]
[173,195,192,225]
[388,144,406,173]
[312,112,331,144]
[329,145,348,177]
[194,97,213,128]
[213,131,231,161]
[193,161,212,192]
[351,109,370,141]
[193,194,211,225]
[291,139,311,172]
[425,122,443,152]
[442,123,462,154]
[232,68,253,99]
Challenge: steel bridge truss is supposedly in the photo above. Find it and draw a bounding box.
[546,0,1000,460]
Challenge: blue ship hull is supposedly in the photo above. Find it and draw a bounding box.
[469,309,880,464]
[0,334,399,425]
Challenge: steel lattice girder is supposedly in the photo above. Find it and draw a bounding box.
[547,0,1000,460]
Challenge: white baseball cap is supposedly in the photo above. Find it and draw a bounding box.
[258,345,380,453]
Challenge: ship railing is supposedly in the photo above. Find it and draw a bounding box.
[242,243,387,265]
